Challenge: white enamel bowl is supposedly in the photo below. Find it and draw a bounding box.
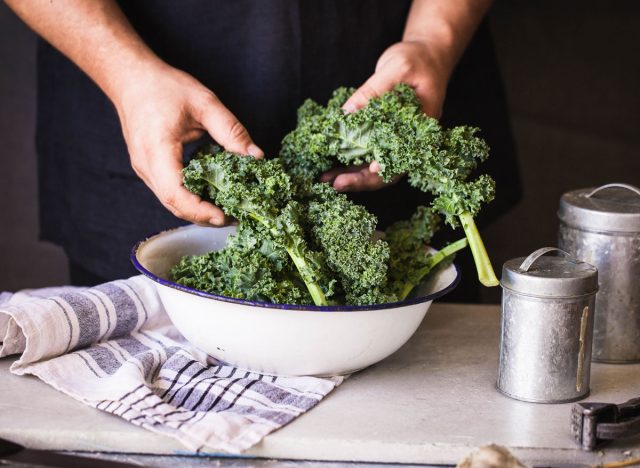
[132,224,459,376]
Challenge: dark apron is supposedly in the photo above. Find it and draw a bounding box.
[36,0,520,300]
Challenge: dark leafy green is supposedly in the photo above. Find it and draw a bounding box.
[173,147,464,306]
[280,84,498,286]
[171,83,497,305]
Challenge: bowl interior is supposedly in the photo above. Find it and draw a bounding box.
[132,224,460,311]
[134,224,236,279]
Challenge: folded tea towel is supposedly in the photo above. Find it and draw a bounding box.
[0,276,343,453]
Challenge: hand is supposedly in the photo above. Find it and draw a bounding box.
[114,63,263,226]
[344,40,448,118]
[320,161,402,192]
[3,0,263,226]
[324,40,449,192]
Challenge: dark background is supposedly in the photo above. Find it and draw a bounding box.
[1,1,639,302]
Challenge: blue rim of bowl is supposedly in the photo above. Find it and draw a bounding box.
[130,227,461,312]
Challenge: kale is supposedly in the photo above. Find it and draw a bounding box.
[302,182,392,305]
[180,149,336,305]
[171,221,313,304]
[177,147,399,306]
[171,83,498,305]
[384,206,467,300]
[280,84,498,287]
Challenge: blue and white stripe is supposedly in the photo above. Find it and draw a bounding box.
[0,276,342,453]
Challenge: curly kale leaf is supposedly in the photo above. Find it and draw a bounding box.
[175,148,402,306]
[279,88,351,183]
[182,149,335,305]
[280,84,498,287]
[384,206,467,300]
[281,84,492,215]
[171,252,312,305]
[430,175,496,227]
[171,221,313,304]
[184,146,292,221]
[303,183,393,305]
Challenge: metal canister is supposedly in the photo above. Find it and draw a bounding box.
[558,183,640,363]
[498,247,598,403]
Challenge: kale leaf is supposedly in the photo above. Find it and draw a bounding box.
[174,148,393,306]
[171,83,498,305]
[280,84,498,287]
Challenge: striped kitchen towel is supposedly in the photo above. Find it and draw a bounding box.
[0,276,342,453]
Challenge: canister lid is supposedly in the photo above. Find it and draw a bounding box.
[558,183,640,233]
[501,247,598,298]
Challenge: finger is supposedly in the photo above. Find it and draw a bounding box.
[333,167,386,192]
[413,83,442,119]
[196,95,264,158]
[369,160,382,174]
[342,72,396,113]
[320,164,369,183]
[320,171,337,184]
[149,139,228,225]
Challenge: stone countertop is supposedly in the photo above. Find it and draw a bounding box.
[1,303,639,466]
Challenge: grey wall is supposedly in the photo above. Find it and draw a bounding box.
[0,5,68,290]
[1,2,639,301]
[480,1,640,301]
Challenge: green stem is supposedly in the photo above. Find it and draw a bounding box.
[248,212,328,306]
[399,238,469,301]
[285,247,328,306]
[203,173,328,304]
[458,211,499,287]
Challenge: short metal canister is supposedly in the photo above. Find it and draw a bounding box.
[498,248,598,403]
[558,183,640,363]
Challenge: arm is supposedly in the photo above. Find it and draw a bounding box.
[4,0,263,225]
[323,0,492,191]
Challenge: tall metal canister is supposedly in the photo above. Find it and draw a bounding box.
[498,248,598,403]
[559,183,640,363]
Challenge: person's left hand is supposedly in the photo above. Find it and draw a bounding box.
[322,40,449,192]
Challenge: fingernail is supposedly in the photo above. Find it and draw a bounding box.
[370,161,381,173]
[247,144,264,158]
[342,103,357,114]
[209,216,224,226]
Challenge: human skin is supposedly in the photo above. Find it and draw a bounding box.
[5,0,263,226]
[5,0,491,222]
[322,0,493,192]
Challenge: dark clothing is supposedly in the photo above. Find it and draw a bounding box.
[68,261,109,287]
[36,1,520,298]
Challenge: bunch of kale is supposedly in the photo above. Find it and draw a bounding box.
[171,84,496,306]
[280,83,497,287]
[170,150,464,305]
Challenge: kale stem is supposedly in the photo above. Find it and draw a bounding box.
[285,247,328,306]
[458,211,499,287]
[248,213,328,305]
[398,237,468,300]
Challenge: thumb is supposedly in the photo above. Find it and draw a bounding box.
[198,97,264,158]
[342,73,391,113]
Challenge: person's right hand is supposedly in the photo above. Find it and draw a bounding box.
[114,62,264,226]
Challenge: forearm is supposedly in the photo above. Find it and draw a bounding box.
[4,0,165,105]
[403,0,493,79]
[6,0,261,225]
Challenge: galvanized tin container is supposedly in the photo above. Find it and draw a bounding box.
[558,183,640,363]
[498,248,598,403]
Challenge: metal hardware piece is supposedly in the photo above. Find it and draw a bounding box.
[571,397,640,450]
